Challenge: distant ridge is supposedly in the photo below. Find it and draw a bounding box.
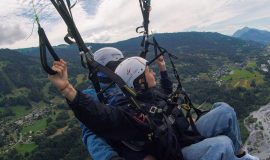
[233,27,270,44]
[15,31,264,57]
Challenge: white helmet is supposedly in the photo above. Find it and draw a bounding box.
[93,47,124,66]
[115,56,148,88]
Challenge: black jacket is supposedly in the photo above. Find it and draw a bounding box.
[68,71,172,141]
[67,71,194,159]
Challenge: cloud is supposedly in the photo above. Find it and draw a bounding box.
[69,0,270,43]
[1,0,270,49]
[80,0,102,15]
[0,24,26,45]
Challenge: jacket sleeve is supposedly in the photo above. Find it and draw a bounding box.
[159,71,173,94]
[81,123,119,160]
[68,91,149,141]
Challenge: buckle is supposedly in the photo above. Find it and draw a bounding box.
[181,104,191,111]
[149,106,158,114]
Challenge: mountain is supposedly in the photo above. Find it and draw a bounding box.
[0,48,87,107]
[1,31,270,160]
[14,32,265,79]
[233,27,270,44]
[17,32,265,58]
[5,31,269,117]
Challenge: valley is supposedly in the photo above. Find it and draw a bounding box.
[1,31,270,159]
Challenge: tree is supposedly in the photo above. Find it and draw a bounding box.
[56,111,70,121]
[29,127,88,160]
[250,80,256,88]
[2,149,23,160]
[0,108,15,118]
[56,103,69,110]
[53,120,67,128]
[0,136,5,147]
[46,125,57,136]
[46,117,53,126]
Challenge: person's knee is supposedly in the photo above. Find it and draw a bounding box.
[212,102,236,115]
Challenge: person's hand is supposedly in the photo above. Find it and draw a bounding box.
[156,55,166,72]
[48,59,69,91]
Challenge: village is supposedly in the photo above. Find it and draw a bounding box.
[0,107,52,154]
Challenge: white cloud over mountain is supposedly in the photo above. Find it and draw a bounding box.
[0,0,270,49]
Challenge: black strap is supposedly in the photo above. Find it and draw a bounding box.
[38,24,60,75]
[140,0,151,36]
[64,33,76,44]
[50,0,88,54]
[146,38,167,65]
[168,53,182,89]
[50,0,107,103]
[97,82,115,97]
[143,37,207,122]
[97,76,113,84]
[135,0,193,115]
[152,38,207,120]
[137,0,151,58]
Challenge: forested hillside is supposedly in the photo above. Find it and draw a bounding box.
[1,32,270,160]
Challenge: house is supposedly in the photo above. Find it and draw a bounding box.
[261,64,269,72]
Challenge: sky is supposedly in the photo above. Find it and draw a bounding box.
[0,0,270,49]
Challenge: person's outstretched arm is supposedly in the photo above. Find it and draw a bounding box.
[48,60,149,141]
[156,56,173,94]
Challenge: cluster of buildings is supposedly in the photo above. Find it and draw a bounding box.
[260,60,270,72]
[15,108,51,126]
[212,66,231,79]
[0,107,52,153]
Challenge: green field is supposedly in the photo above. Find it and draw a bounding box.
[41,82,51,99]
[0,106,33,120]
[6,88,31,99]
[197,73,210,80]
[0,62,7,70]
[15,143,38,154]
[11,106,32,118]
[22,118,47,134]
[221,67,264,88]
[50,97,65,105]
[246,61,257,68]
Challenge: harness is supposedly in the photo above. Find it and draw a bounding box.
[134,2,210,159]
[136,0,208,124]
[130,89,204,160]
